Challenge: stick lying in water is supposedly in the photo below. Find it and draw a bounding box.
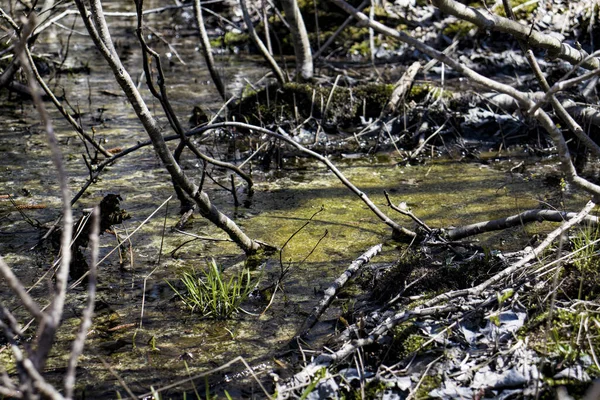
[295,243,383,339]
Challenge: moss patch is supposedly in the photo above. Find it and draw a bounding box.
[231,82,393,128]
[443,20,477,37]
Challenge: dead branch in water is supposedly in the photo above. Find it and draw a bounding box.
[296,243,382,339]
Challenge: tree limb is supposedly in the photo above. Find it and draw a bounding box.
[431,0,599,70]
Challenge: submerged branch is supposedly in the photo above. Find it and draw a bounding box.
[279,201,597,397]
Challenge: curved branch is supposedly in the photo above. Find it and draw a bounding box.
[24,46,112,158]
[134,1,253,190]
[188,121,417,240]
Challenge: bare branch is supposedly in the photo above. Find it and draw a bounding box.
[189,121,417,239]
[0,258,43,319]
[64,207,99,400]
[296,244,382,338]
[239,0,286,85]
[14,14,74,371]
[193,0,227,100]
[431,0,600,70]
[74,0,262,254]
[329,0,600,199]
[446,208,600,241]
[22,358,65,400]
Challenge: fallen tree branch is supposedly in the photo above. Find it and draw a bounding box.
[378,200,596,335]
[278,201,596,398]
[384,191,432,234]
[296,243,382,338]
[446,208,600,241]
[431,0,600,70]
[330,0,600,199]
[385,61,421,114]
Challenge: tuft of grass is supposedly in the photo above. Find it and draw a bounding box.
[571,224,600,300]
[571,225,600,272]
[168,259,254,319]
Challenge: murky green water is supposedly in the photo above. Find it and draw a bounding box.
[0,2,588,398]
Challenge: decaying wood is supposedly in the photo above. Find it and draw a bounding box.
[432,0,600,70]
[331,0,600,200]
[386,61,421,113]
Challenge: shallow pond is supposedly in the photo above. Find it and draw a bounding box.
[0,2,588,398]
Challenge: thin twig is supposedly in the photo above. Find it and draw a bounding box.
[64,207,99,400]
[69,196,173,289]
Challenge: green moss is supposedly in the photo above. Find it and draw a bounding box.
[232,82,393,127]
[414,374,442,399]
[210,31,250,49]
[344,26,370,41]
[409,83,432,101]
[493,0,539,19]
[349,40,371,57]
[342,380,387,399]
[442,20,476,37]
[390,322,430,359]
[224,31,250,48]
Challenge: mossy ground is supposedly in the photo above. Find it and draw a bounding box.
[232,82,394,128]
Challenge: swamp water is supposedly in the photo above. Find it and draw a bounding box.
[0,2,588,398]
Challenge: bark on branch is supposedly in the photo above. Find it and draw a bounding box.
[75,0,262,254]
[329,0,600,199]
[296,244,382,338]
[188,121,417,240]
[446,209,600,241]
[431,0,600,70]
[278,201,597,398]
